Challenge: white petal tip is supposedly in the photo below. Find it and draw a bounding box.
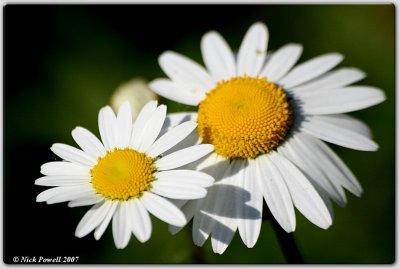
[381,92,387,102]
[49,144,58,151]
[316,216,333,230]
[94,233,102,241]
[135,235,150,243]
[244,241,257,248]
[147,100,158,107]
[330,53,344,61]
[168,209,188,227]
[363,142,379,151]
[173,218,187,227]
[285,227,296,233]
[193,241,205,247]
[73,126,86,131]
[148,80,158,89]
[289,42,303,48]
[36,192,49,202]
[168,225,182,235]
[203,30,218,39]
[251,21,267,30]
[158,104,167,111]
[203,175,215,187]
[214,246,228,255]
[183,120,197,129]
[281,223,296,233]
[319,223,332,230]
[202,144,215,153]
[193,189,208,199]
[159,50,175,61]
[75,231,85,238]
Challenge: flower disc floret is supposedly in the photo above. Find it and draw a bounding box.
[197,76,292,159]
[91,149,155,200]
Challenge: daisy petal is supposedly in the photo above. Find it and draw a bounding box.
[35,175,90,187]
[94,202,118,240]
[46,187,94,205]
[75,201,112,238]
[140,192,186,226]
[279,136,347,206]
[159,51,215,90]
[301,115,378,151]
[162,112,198,132]
[259,43,303,81]
[155,144,214,171]
[307,114,373,138]
[169,198,188,209]
[300,86,386,114]
[192,155,230,246]
[36,184,92,203]
[112,202,132,249]
[51,143,96,166]
[68,194,104,208]
[149,79,204,106]
[192,189,217,246]
[36,187,68,202]
[155,170,214,187]
[130,100,158,148]
[116,101,133,149]
[270,152,332,229]
[237,22,268,76]
[147,121,197,158]
[151,180,207,200]
[169,200,200,235]
[72,127,106,159]
[237,160,263,248]
[291,67,366,92]
[298,133,362,196]
[314,182,335,222]
[313,184,335,220]
[256,156,296,233]
[279,53,343,89]
[40,161,90,176]
[164,132,201,157]
[138,105,167,153]
[201,31,236,80]
[98,106,117,151]
[211,218,238,255]
[128,199,152,243]
[209,160,241,254]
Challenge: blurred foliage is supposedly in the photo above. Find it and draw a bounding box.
[4,4,394,264]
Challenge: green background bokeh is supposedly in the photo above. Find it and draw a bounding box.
[4,4,394,264]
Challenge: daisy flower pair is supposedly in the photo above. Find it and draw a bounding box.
[36,22,385,254]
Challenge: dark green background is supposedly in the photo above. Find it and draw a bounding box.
[4,4,395,264]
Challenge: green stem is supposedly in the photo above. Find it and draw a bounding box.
[271,218,304,264]
[263,204,304,264]
[185,226,206,263]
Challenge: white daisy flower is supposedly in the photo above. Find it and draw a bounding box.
[149,22,386,254]
[35,100,214,249]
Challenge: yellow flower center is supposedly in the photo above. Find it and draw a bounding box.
[197,76,292,159]
[91,149,155,200]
